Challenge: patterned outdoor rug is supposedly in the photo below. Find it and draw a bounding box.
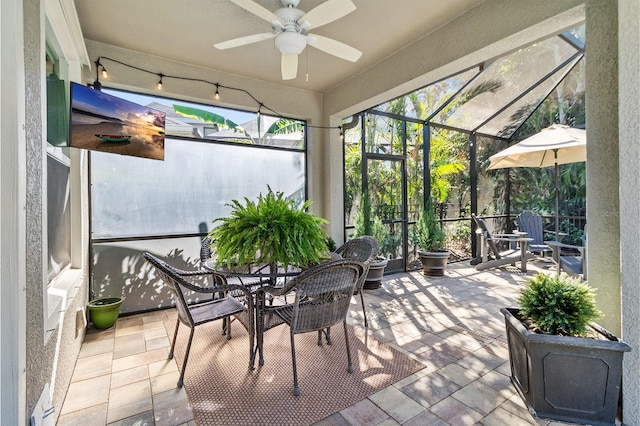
[165,319,425,425]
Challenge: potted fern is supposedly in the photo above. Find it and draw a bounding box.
[413,197,450,276]
[208,187,330,271]
[501,274,631,425]
[353,190,387,289]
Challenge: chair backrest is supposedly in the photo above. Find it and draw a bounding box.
[471,214,501,257]
[517,210,545,245]
[289,259,363,335]
[335,236,378,289]
[144,252,198,327]
[200,236,213,265]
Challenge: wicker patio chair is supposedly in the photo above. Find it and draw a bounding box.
[256,259,364,396]
[334,236,379,328]
[143,252,254,387]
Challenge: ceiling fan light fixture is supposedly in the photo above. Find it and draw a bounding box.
[275,31,306,55]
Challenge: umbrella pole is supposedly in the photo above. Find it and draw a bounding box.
[554,149,559,241]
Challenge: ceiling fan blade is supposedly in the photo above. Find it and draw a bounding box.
[307,34,362,62]
[214,33,275,50]
[229,0,282,23]
[300,0,356,30]
[281,54,298,80]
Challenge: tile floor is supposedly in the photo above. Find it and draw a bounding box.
[58,260,600,425]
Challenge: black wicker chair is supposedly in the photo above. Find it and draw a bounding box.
[334,236,379,328]
[256,259,364,396]
[143,252,254,387]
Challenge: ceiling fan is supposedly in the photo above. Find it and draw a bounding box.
[214,0,362,80]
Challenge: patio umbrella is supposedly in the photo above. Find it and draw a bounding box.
[488,124,586,239]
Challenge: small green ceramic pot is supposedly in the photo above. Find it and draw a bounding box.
[87,297,124,329]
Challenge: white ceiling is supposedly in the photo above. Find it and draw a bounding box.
[74,0,486,93]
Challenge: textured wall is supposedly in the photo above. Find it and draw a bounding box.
[585,1,620,335]
[23,0,88,422]
[23,0,51,418]
[618,0,640,422]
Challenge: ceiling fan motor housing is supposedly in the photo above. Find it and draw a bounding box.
[274,6,307,55]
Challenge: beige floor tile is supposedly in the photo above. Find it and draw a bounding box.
[114,324,146,338]
[57,402,108,425]
[369,386,425,423]
[397,372,461,409]
[150,371,181,394]
[71,352,113,382]
[480,406,538,426]
[78,338,115,359]
[148,358,178,378]
[429,396,484,425]
[146,335,170,351]
[402,410,449,426]
[106,380,152,423]
[111,347,169,373]
[339,399,389,425]
[152,387,193,426]
[60,375,111,414]
[478,369,516,398]
[436,362,481,387]
[84,327,115,343]
[113,332,147,359]
[105,410,155,425]
[144,325,169,341]
[451,380,508,416]
[110,365,149,389]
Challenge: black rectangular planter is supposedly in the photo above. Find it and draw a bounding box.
[501,308,631,426]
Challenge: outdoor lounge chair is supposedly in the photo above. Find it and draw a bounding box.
[516,210,554,256]
[256,259,364,396]
[472,214,534,272]
[143,252,254,387]
[334,236,379,328]
[545,226,587,279]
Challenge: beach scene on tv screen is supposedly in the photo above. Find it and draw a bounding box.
[70,83,165,160]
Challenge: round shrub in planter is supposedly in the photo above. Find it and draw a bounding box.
[502,274,631,425]
[88,297,124,329]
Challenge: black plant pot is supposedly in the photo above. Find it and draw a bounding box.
[363,258,388,290]
[418,250,450,276]
[501,308,631,426]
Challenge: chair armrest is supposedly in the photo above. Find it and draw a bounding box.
[544,240,585,251]
[489,233,533,242]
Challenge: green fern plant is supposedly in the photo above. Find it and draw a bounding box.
[208,187,329,269]
[517,273,601,337]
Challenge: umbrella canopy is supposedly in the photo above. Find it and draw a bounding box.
[488,124,586,169]
[487,124,586,238]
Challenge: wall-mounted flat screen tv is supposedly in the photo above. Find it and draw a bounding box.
[70,82,165,160]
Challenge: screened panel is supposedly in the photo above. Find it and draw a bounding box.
[364,114,403,156]
[343,124,362,227]
[477,54,582,137]
[91,139,306,239]
[104,89,305,149]
[374,67,479,120]
[367,159,404,261]
[91,237,203,314]
[406,122,424,221]
[432,35,580,136]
